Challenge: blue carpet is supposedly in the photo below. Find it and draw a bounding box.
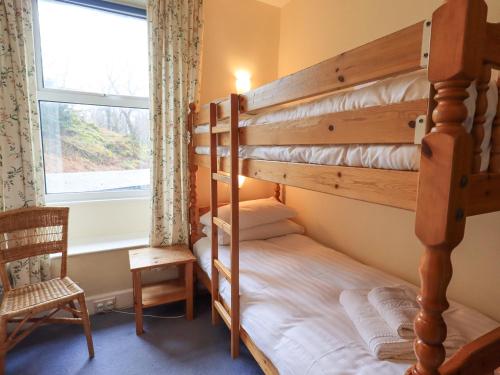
[7,295,263,375]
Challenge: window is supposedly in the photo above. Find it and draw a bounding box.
[33,0,150,202]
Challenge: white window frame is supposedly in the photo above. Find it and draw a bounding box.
[32,0,150,204]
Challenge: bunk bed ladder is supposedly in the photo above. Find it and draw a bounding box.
[209,94,240,358]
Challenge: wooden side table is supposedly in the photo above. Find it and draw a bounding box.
[128,245,196,335]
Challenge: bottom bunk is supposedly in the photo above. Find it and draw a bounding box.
[193,234,498,375]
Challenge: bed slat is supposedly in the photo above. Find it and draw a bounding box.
[214,300,231,328]
[194,99,428,147]
[213,216,231,235]
[195,21,426,126]
[214,259,231,282]
[466,173,500,216]
[195,155,418,210]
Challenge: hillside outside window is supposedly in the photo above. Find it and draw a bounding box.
[33,0,150,202]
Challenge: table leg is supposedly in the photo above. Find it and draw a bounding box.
[185,262,194,320]
[133,270,144,335]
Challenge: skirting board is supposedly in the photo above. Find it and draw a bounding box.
[85,281,207,315]
[85,288,134,315]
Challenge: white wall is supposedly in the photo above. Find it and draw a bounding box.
[62,198,150,247]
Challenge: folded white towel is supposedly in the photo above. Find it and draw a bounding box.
[367,286,419,339]
[340,289,465,360]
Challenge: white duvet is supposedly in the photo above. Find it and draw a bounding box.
[193,234,499,375]
[195,70,499,172]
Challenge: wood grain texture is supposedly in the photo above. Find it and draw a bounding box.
[133,271,143,335]
[214,300,231,329]
[274,184,281,202]
[240,329,279,375]
[128,246,195,271]
[485,22,500,68]
[489,79,500,172]
[195,155,418,210]
[229,94,241,359]
[471,65,491,173]
[439,327,500,375]
[194,100,428,147]
[212,172,231,184]
[466,172,500,216]
[185,262,194,320]
[410,2,484,372]
[411,80,474,375]
[209,102,221,326]
[427,0,487,82]
[213,216,231,234]
[194,22,424,125]
[214,259,231,282]
[141,279,186,308]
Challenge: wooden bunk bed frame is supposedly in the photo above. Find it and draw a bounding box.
[187,1,500,374]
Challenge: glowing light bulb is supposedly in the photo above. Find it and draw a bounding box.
[235,70,251,94]
[238,175,246,188]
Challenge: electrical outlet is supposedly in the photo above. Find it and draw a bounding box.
[94,297,116,314]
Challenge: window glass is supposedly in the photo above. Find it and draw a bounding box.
[37,0,149,97]
[35,0,150,199]
[40,102,150,194]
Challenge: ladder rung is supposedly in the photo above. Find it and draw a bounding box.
[213,217,231,234]
[212,172,231,184]
[211,125,230,134]
[214,259,231,282]
[214,300,231,329]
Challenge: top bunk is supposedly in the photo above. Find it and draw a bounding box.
[189,1,500,215]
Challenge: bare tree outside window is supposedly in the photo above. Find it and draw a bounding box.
[36,0,150,196]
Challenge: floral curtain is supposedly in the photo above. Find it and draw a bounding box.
[0,0,50,287]
[148,0,203,246]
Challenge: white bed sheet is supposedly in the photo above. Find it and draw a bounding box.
[195,70,499,172]
[195,144,420,171]
[193,234,499,375]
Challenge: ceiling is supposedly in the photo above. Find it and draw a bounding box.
[256,0,290,8]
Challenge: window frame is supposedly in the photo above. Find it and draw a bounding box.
[32,0,151,204]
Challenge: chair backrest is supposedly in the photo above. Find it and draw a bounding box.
[0,207,69,291]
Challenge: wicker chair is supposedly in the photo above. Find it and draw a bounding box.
[0,207,94,372]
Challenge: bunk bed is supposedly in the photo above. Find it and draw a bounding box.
[187,1,500,374]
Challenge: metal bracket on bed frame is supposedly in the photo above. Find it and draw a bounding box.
[414,115,427,145]
[420,19,432,68]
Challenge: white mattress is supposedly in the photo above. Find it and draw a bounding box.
[195,70,499,172]
[193,234,499,375]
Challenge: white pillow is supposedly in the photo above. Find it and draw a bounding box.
[199,197,297,230]
[202,219,304,245]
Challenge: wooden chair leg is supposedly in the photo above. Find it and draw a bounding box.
[77,295,94,358]
[68,300,80,318]
[0,317,6,375]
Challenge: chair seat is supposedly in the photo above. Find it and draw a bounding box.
[0,277,83,317]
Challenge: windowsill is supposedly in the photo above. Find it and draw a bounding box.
[46,193,150,206]
[52,235,149,257]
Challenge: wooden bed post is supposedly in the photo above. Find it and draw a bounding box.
[274,184,281,202]
[409,1,487,375]
[188,103,200,248]
[489,78,500,173]
[472,65,492,173]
